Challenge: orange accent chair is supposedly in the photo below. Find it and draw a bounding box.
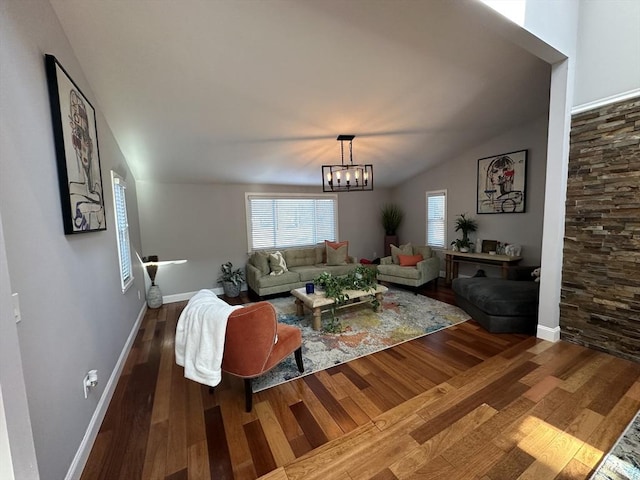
[221,301,303,411]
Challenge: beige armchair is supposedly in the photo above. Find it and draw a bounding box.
[376,244,440,289]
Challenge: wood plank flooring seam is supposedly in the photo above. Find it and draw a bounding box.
[80,287,640,480]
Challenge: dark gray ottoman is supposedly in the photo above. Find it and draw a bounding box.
[452,277,539,334]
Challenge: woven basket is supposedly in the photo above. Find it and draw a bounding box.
[222,281,241,298]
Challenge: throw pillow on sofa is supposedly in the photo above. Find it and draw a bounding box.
[398,254,423,266]
[325,240,348,250]
[391,243,412,264]
[325,240,349,266]
[269,251,288,275]
[412,245,432,260]
[251,251,271,275]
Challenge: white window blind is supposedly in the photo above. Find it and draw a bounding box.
[426,190,447,248]
[111,171,133,293]
[246,194,338,251]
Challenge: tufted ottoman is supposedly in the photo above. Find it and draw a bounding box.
[452,277,539,334]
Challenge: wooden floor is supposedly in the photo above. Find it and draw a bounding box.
[81,281,640,480]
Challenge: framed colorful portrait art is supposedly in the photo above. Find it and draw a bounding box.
[45,54,106,234]
[477,150,527,214]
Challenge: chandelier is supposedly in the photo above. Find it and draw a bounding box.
[322,135,373,192]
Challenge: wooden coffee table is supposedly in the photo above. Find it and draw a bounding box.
[291,284,388,331]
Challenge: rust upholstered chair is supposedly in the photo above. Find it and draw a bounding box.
[221,301,303,411]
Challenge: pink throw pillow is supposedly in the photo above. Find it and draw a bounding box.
[325,240,348,250]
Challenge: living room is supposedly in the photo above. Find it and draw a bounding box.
[1,1,639,479]
[135,110,549,300]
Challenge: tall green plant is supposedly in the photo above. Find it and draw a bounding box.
[381,204,404,235]
[451,213,478,250]
[454,213,478,243]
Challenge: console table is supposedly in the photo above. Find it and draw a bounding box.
[444,250,522,285]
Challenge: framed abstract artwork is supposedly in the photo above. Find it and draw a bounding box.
[477,149,527,214]
[45,54,106,234]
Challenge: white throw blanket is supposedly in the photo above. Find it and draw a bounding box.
[174,289,242,387]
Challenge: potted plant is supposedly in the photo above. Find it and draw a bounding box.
[217,261,245,297]
[451,213,478,252]
[381,203,404,256]
[451,238,473,252]
[314,265,377,333]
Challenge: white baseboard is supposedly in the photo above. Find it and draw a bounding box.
[537,324,560,342]
[65,302,147,480]
[163,291,200,303]
[162,286,248,304]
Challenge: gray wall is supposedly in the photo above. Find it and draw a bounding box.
[574,0,640,107]
[0,215,36,479]
[392,115,549,277]
[0,0,146,478]
[136,181,391,296]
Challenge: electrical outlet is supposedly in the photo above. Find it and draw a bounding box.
[84,370,98,399]
[137,290,141,300]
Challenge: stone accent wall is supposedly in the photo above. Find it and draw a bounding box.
[561,97,640,362]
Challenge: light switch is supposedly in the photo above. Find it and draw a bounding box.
[12,292,21,323]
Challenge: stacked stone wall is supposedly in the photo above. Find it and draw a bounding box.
[561,97,640,362]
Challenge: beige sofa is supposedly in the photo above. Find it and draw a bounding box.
[376,244,440,288]
[246,245,359,297]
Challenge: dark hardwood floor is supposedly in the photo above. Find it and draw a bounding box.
[80,280,640,480]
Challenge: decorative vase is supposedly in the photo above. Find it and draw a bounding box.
[460,247,469,253]
[147,284,163,308]
[223,281,241,298]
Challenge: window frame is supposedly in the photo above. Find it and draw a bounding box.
[426,189,447,249]
[111,171,134,293]
[245,192,339,252]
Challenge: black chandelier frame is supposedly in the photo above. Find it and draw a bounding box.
[322,135,373,192]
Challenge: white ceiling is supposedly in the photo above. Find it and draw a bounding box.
[50,0,551,188]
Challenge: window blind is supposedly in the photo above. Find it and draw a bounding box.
[426,190,447,248]
[111,172,133,292]
[246,194,337,251]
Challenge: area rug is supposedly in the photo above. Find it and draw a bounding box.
[252,288,470,392]
[592,410,640,480]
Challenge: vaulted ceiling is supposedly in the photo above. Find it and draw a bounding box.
[50,0,551,188]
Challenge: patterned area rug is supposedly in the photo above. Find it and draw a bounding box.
[252,288,470,392]
[592,410,640,480]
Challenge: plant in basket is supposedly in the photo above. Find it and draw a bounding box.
[217,262,245,297]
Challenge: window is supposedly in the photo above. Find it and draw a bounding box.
[426,190,447,248]
[246,193,338,251]
[111,171,133,292]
